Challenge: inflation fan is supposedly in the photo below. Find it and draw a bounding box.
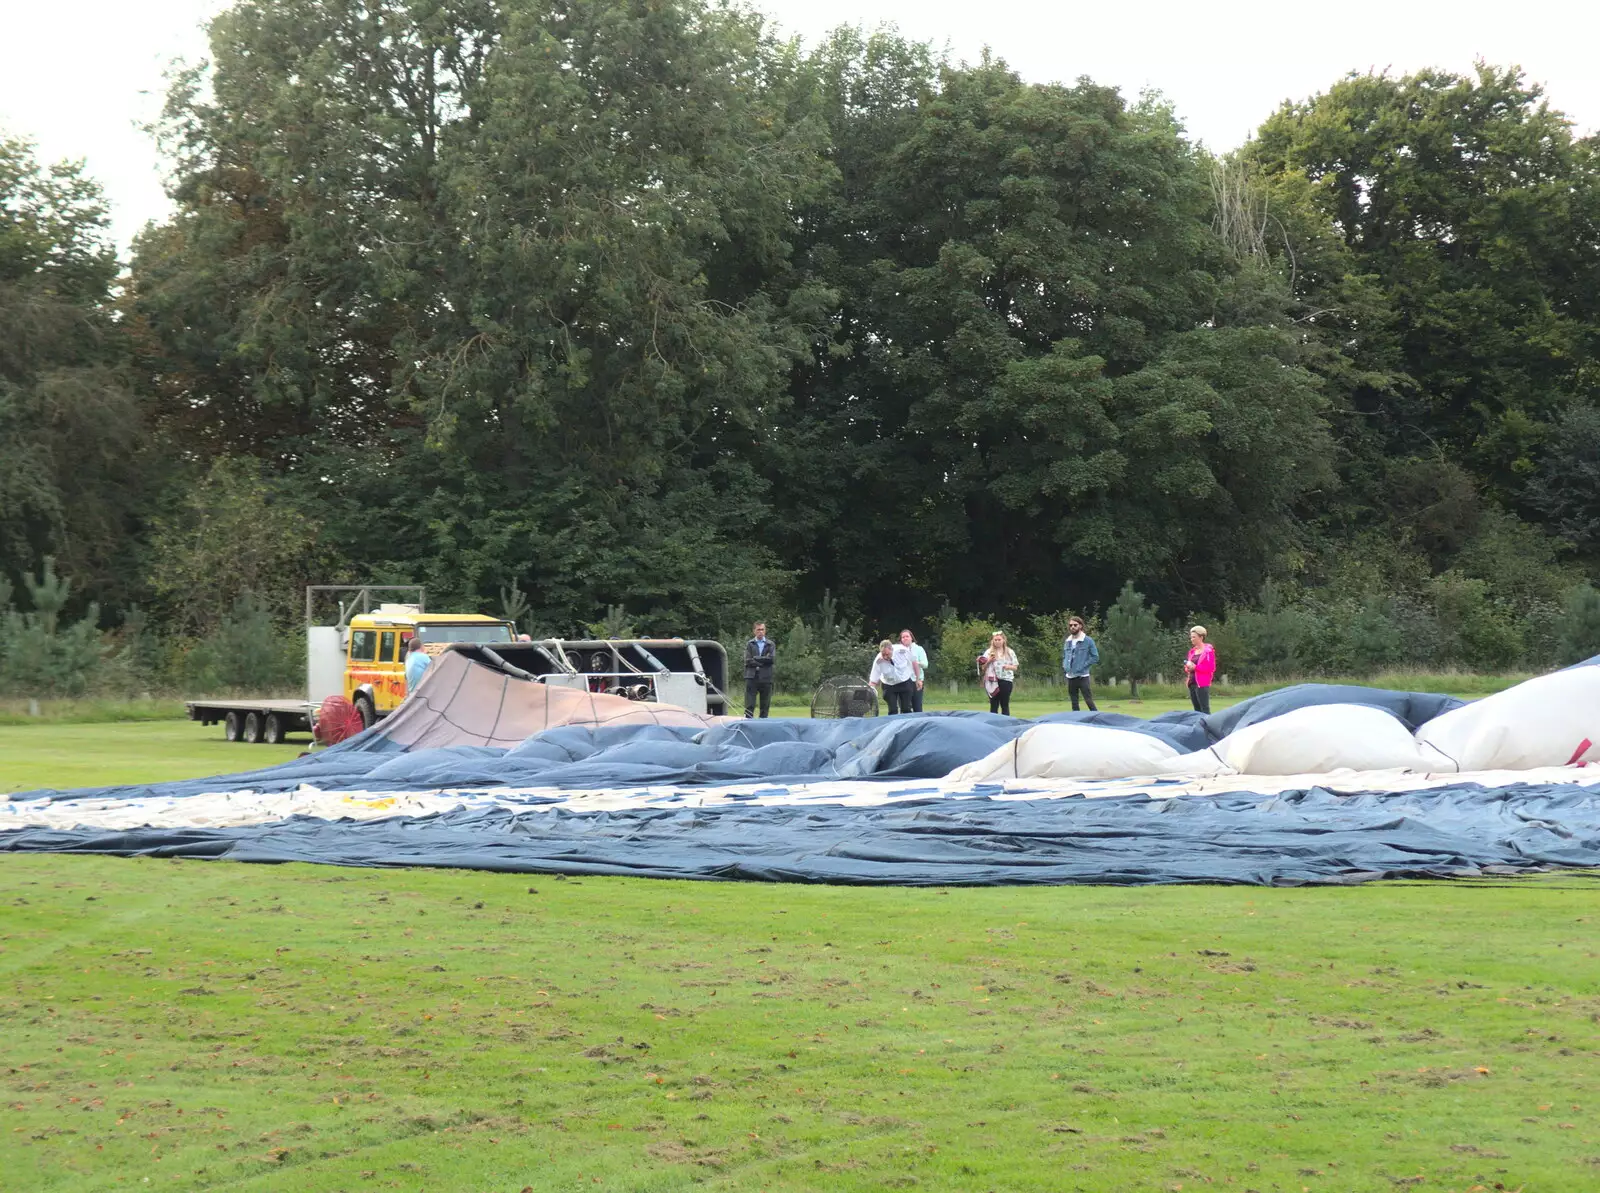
[314,695,367,745]
[810,674,879,719]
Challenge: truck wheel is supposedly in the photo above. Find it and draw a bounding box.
[263,713,286,745]
[354,695,376,730]
[243,711,265,743]
[224,711,244,742]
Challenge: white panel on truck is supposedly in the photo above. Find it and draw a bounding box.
[307,626,347,706]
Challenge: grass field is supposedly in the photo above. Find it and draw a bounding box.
[5,682,1596,1191]
[0,722,307,795]
[2,857,1596,1192]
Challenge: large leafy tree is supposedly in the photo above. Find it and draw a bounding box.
[1248,66,1600,493]
[131,0,834,632]
[0,137,146,614]
[772,36,1333,622]
[132,0,501,459]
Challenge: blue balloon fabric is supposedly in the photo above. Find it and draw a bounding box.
[8,686,1465,806]
[5,682,1598,886]
[5,783,1599,886]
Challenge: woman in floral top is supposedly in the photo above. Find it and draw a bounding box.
[977,631,1019,716]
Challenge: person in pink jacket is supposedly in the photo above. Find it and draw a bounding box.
[1183,625,1216,714]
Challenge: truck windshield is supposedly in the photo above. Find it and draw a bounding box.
[415,624,513,645]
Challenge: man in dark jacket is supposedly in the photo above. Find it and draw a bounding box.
[743,621,776,718]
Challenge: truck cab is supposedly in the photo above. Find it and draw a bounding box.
[345,605,515,724]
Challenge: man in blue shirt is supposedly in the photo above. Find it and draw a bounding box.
[1061,616,1100,711]
[404,635,432,695]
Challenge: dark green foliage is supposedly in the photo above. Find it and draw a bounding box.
[0,560,106,697]
[1556,583,1600,665]
[1526,404,1600,558]
[9,9,1600,687]
[132,0,829,638]
[586,605,637,640]
[1226,581,1317,677]
[499,585,531,635]
[145,457,327,634]
[775,618,823,695]
[1101,582,1166,696]
[770,38,1333,619]
[763,590,874,694]
[1426,574,1526,672]
[179,592,301,693]
[1250,66,1600,493]
[0,137,147,615]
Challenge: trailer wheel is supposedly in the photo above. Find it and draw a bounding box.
[243,711,265,743]
[224,711,244,742]
[354,695,376,730]
[263,713,286,745]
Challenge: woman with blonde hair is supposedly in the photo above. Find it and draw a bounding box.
[977,631,1019,716]
[1183,625,1217,714]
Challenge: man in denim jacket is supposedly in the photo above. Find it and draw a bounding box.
[1060,616,1100,711]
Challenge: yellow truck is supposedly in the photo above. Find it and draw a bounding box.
[186,586,515,742]
[341,605,514,726]
[186,585,731,743]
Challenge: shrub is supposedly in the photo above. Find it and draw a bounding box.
[1188,613,1244,682]
[173,593,302,694]
[1556,583,1600,665]
[1310,596,1415,675]
[1226,581,1320,678]
[1428,572,1525,672]
[778,617,823,694]
[935,613,1007,687]
[0,560,107,698]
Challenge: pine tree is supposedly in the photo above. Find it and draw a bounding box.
[1102,582,1165,698]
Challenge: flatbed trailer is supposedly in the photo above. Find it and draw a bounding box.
[185,584,425,746]
[186,698,314,744]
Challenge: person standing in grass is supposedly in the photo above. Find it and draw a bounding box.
[977,631,1018,716]
[900,629,929,712]
[1184,625,1216,714]
[1061,616,1100,711]
[868,639,918,714]
[743,621,776,719]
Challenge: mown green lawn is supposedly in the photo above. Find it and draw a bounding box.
[0,722,307,795]
[5,686,1593,1191]
[1,857,1596,1192]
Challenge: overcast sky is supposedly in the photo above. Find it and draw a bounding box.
[3,0,1597,251]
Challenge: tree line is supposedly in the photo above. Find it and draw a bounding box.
[3,0,1600,696]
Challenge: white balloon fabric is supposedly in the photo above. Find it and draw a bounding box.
[946,723,1180,782]
[1416,666,1600,771]
[948,680,1600,783]
[1205,703,1456,776]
